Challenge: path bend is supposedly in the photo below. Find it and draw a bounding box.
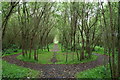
[2,44,109,78]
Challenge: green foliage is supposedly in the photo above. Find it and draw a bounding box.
[48,43,54,50]
[93,46,104,54]
[93,46,105,54]
[75,65,111,78]
[2,49,22,57]
[93,46,112,56]
[3,44,20,56]
[2,61,40,78]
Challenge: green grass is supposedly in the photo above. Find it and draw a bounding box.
[75,65,111,78]
[48,43,55,50]
[17,43,98,64]
[17,49,98,64]
[2,49,22,57]
[2,60,40,78]
[6,43,97,64]
[93,46,112,56]
[55,52,98,64]
[17,50,54,64]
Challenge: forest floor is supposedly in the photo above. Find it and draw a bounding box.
[2,44,109,78]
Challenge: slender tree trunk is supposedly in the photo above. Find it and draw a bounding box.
[101,2,113,78]
[108,2,116,78]
[118,1,120,77]
[66,53,68,62]
[76,50,79,60]
[47,44,49,52]
[22,28,24,56]
[34,49,37,60]
[86,31,91,58]
[80,39,85,60]
[108,48,113,78]
[2,2,19,39]
[29,38,33,59]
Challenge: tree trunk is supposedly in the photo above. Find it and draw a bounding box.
[108,2,116,78]
[76,51,79,60]
[66,53,68,63]
[47,44,49,52]
[34,49,37,60]
[29,38,33,59]
[118,1,120,77]
[80,39,85,60]
[2,2,19,39]
[86,32,91,58]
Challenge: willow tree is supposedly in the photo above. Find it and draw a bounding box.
[2,2,56,61]
[2,2,19,39]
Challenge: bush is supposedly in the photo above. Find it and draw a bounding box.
[3,44,19,55]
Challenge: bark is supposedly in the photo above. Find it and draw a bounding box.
[66,53,68,62]
[22,29,25,57]
[76,50,79,60]
[78,25,85,60]
[2,2,19,39]
[78,5,85,60]
[118,1,120,77]
[34,49,37,60]
[47,44,49,52]
[100,2,113,78]
[71,3,78,52]
[29,38,33,59]
[108,2,116,78]
[86,35,91,58]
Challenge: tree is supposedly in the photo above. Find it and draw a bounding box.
[118,1,120,78]
[2,2,19,39]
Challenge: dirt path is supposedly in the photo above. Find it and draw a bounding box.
[51,44,59,63]
[2,44,109,78]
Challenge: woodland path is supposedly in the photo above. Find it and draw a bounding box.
[3,44,109,78]
[51,44,59,63]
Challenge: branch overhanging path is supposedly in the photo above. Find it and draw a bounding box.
[3,44,109,78]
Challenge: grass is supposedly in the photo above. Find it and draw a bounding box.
[75,64,111,78]
[2,49,22,57]
[2,60,40,78]
[93,46,112,56]
[49,43,54,50]
[17,49,98,64]
[55,52,98,64]
[5,43,98,64]
[17,50,54,64]
[17,43,98,64]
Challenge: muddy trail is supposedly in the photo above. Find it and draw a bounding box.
[2,44,109,78]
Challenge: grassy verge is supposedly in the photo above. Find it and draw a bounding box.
[17,43,98,64]
[55,52,98,64]
[75,64,111,78]
[2,60,40,78]
[93,46,112,56]
[17,50,53,64]
[17,50,98,64]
